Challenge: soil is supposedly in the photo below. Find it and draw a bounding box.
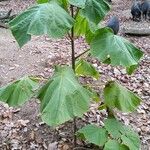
[0,0,150,150]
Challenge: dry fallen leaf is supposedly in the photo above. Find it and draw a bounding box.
[48,142,58,150]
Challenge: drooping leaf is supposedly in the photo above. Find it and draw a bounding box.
[74,13,98,36]
[81,0,110,24]
[0,76,39,107]
[104,118,124,139]
[104,81,141,112]
[77,124,108,146]
[104,118,140,150]
[104,140,129,150]
[75,59,99,79]
[90,28,143,73]
[121,132,140,150]
[38,66,91,126]
[74,14,89,36]
[9,2,74,47]
[120,126,140,150]
[68,0,86,8]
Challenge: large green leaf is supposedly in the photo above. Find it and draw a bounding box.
[77,124,108,146]
[104,118,140,150]
[0,76,39,106]
[74,13,98,36]
[38,66,91,126]
[68,0,86,8]
[81,0,110,24]
[75,59,99,79]
[104,140,129,150]
[90,28,143,72]
[121,132,140,150]
[74,13,99,43]
[104,118,124,139]
[104,81,141,112]
[9,2,74,47]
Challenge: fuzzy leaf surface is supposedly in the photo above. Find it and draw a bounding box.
[77,124,108,146]
[9,2,74,47]
[0,77,39,106]
[38,66,91,126]
[104,81,141,112]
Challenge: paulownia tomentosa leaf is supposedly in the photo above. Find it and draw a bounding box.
[74,13,99,43]
[90,28,143,74]
[77,124,108,146]
[104,140,129,150]
[104,81,141,112]
[38,66,91,126]
[81,0,110,24]
[104,118,140,150]
[75,59,99,79]
[9,1,74,47]
[0,76,39,107]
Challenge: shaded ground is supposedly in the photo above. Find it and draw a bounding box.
[0,0,150,149]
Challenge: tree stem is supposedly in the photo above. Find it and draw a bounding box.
[75,49,90,60]
[70,5,77,147]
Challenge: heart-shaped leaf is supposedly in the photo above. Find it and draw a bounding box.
[0,76,39,106]
[9,2,74,47]
[38,66,91,126]
[81,0,110,24]
[90,28,143,73]
[104,81,141,112]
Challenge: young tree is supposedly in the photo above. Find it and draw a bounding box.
[0,0,143,149]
